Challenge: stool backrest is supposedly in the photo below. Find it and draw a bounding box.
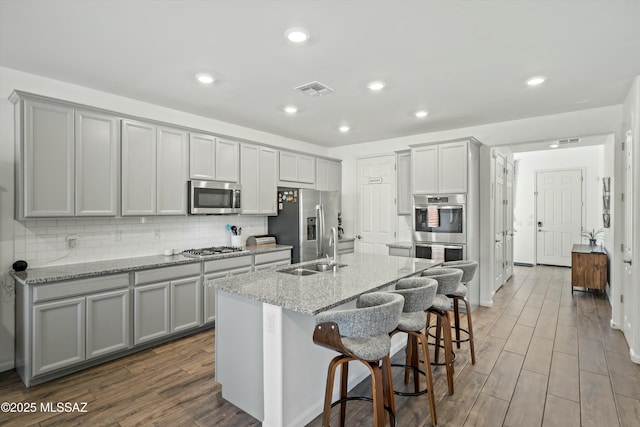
[442,260,478,283]
[391,277,438,312]
[421,268,463,295]
[315,292,404,338]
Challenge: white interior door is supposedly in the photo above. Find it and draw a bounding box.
[505,160,514,280]
[494,155,505,291]
[536,169,583,267]
[356,155,396,254]
[623,130,634,341]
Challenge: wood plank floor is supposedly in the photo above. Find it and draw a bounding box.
[2,265,640,426]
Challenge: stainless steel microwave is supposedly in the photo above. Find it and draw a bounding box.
[189,180,241,214]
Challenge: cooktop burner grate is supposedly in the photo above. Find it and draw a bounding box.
[181,246,246,258]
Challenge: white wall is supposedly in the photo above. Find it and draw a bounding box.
[512,145,606,265]
[0,66,329,371]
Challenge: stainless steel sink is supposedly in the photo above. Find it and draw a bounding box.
[278,262,347,276]
[303,262,347,272]
[278,268,318,276]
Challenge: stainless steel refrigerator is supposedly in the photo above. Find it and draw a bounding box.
[268,188,339,263]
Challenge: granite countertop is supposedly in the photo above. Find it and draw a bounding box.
[11,245,293,285]
[386,241,413,249]
[214,252,441,315]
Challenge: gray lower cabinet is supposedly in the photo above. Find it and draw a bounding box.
[337,239,355,255]
[133,282,171,344]
[253,250,291,272]
[23,273,130,384]
[203,255,253,324]
[171,276,202,333]
[86,289,130,359]
[133,263,202,344]
[389,246,412,257]
[32,297,85,376]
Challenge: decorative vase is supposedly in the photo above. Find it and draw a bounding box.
[589,239,597,246]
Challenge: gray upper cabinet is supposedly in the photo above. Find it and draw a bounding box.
[157,126,188,215]
[121,119,157,215]
[396,150,411,215]
[189,132,216,180]
[189,133,239,182]
[215,138,240,182]
[20,99,75,217]
[240,143,277,215]
[75,109,119,216]
[316,159,342,192]
[412,140,468,194]
[279,151,315,185]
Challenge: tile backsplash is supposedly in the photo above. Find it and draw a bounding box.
[13,215,267,268]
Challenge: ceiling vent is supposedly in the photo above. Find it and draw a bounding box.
[558,137,581,145]
[294,81,334,96]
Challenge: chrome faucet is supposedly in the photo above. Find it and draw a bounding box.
[329,227,338,264]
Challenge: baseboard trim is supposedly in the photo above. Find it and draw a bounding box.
[0,360,14,373]
[630,348,640,365]
[610,319,621,330]
[514,262,534,267]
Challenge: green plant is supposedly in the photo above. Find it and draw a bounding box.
[581,228,604,242]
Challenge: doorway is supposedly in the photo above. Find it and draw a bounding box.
[535,169,583,267]
[355,155,396,254]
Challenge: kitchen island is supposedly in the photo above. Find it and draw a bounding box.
[214,252,440,427]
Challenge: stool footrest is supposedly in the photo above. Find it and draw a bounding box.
[330,397,396,427]
[423,342,457,365]
[390,363,430,397]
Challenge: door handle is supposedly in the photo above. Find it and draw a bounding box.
[623,259,632,265]
[356,234,362,239]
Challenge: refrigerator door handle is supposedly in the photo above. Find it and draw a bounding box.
[317,204,324,257]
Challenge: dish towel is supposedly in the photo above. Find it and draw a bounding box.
[432,245,445,263]
[427,205,439,227]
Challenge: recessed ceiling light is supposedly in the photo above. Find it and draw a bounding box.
[367,81,385,91]
[339,125,350,133]
[526,76,546,86]
[284,105,298,114]
[195,73,215,84]
[549,143,559,148]
[415,110,429,118]
[285,27,309,43]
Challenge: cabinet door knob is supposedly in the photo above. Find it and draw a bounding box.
[623,259,632,265]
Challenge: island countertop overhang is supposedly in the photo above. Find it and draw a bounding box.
[214,253,441,315]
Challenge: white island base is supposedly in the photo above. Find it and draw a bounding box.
[216,289,407,427]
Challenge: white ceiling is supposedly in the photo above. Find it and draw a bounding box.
[1,0,639,147]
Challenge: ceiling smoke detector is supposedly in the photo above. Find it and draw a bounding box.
[558,137,581,145]
[294,81,334,97]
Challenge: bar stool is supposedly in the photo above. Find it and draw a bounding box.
[313,292,404,427]
[442,260,478,364]
[387,277,439,425]
[421,268,463,395]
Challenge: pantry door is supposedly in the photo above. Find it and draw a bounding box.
[535,169,583,267]
[356,155,396,254]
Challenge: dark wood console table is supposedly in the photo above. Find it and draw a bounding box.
[571,244,607,293]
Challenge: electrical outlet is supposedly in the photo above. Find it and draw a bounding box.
[66,234,78,249]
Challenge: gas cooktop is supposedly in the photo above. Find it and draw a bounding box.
[181,246,247,258]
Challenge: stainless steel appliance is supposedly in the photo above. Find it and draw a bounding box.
[414,243,466,262]
[268,188,339,263]
[189,180,241,215]
[181,246,248,258]
[413,194,466,244]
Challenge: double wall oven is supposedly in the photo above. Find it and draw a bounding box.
[413,194,466,262]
